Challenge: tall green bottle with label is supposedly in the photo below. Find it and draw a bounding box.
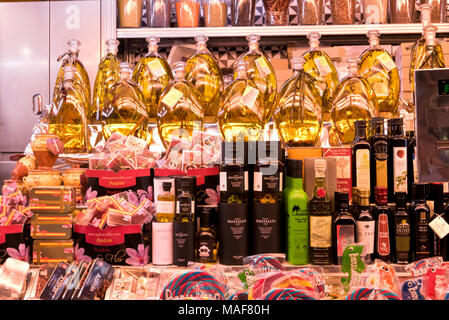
[284,159,309,265]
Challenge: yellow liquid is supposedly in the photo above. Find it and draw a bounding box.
[132,55,173,119]
[410,40,445,93]
[92,53,120,124]
[234,53,277,124]
[302,49,339,119]
[49,82,88,153]
[157,81,204,148]
[54,59,91,115]
[359,48,400,118]
[218,79,264,142]
[330,77,378,145]
[185,52,223,121]
[102,79,149,142]
[275,70,323,147]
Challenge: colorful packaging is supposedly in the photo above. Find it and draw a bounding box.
[39,261,71,300]
[323,147,352,200]
[72,223,151,266]
[32,240,74,264]
[85,169,153,199]
[75,259,114,300]
[30,214,73,240]
[29,186,76,214]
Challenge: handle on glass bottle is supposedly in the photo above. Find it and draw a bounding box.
[32,94,43,116]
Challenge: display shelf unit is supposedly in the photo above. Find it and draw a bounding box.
[117,23,449,39]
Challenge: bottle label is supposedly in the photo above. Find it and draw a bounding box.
[255,57,271,76]
[373,140,388,188]
[416,211,430,256]
[356,220,375,255]
[377,52,397,72]
[429,215,449,239]
[393,146,408,193]
[377,213,390,256]
[287,203,309,263]
[148,59,166,77]
[198,240,214,260]
[394,216,410,260]
[356,149,370,189]
[241,86,262,119]
[254,171,282,192]
[176,199,195,214]
[219,171,247,192]
[336,225,355,257]
[157,200,175,214]
[314,56,332,76]
[161,88,183,108]
[310,216,332,248]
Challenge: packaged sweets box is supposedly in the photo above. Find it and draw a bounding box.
[85,169,153,200]
[29,186,76,214]
[32,239,74,264]
[72,223,151,266]
[30,213,73,240]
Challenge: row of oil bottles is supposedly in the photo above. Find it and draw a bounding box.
[47,3,445,154]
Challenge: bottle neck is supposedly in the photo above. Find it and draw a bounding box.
[287,175,303,189]
[248,42,260,53]
[148,43,158,55]
[389,124,404,136]
[373,124,385,136]
[369,39,380,49]
[355,126,367,140]
[200,214,210,228]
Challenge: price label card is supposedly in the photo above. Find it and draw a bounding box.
[148,59,166,77]
[314,56,332,76]
[377,52,397,72]
[161,88,183,108]
[429,215,449,239]
[255,57,271,77]
[241,86,262,118]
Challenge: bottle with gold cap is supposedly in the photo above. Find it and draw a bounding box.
[359,31,400,118]
[274,57,323,147]
[185,35,223,122]
[102,62,148,141]
[132,36,173,120]
[49,65,89,154]
[54,39,91,109]
[330,58,378,145]
[234,34,277,124]
[301,32,338,121]
[218,60,264,142]
[157,61,204,148]
[92,39,121,125]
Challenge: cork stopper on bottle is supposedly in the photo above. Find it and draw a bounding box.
[347,58,360,76]
[194,35,209,52]
[119,62,132,80]
[106,39,120,55]
[424,25,438,47]
[235,60,248,79]
[173,61,186,80]
[307,32,321,50]
[247,34,261,51]
[366,30,380,48]
[417,3,433,29]
[146,36,160,53]
[67,39,81,54]
[290,57,306,71]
